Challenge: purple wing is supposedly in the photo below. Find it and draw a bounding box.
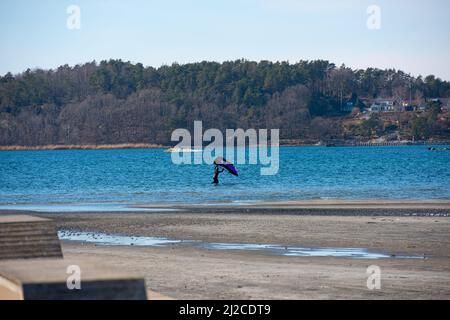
[223,163,239,176]
[214,157,239,176]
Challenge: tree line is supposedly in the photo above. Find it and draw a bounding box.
[0,59,449,146]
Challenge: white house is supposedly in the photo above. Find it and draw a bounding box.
[369,99,396,112]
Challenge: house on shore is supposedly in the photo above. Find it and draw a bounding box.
[369,99,399,112]
[341,101,355,112]
[428,98,450,112]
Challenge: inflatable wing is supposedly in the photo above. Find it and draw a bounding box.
[214,157,239,176]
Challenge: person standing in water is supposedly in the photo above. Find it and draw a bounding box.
[212,165,224,184]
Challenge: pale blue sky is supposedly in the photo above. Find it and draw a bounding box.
[1,0,449,79]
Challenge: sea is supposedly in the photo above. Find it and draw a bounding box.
[0,146,449,211]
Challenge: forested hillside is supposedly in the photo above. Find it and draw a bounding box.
[1,59,449,146]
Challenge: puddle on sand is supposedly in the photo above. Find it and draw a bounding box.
[58,231,422,260]
[58,230,184,246]
[200,243,403,259]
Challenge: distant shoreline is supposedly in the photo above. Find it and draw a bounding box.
[1,140,449,151]
[0,143,167,151]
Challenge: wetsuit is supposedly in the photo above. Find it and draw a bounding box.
[212,166,224,184]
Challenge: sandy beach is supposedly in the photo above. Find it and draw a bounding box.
[2,201,448,300]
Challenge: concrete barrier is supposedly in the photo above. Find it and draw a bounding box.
[0,214,162,300]
[0,215,63,260]
[0,259,148,300]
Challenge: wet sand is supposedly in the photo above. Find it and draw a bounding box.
[1,204,450,299]
[135,199,450,211]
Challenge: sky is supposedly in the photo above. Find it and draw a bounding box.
[0,0,449,80]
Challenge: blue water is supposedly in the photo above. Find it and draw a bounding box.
[0,146,449,210]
